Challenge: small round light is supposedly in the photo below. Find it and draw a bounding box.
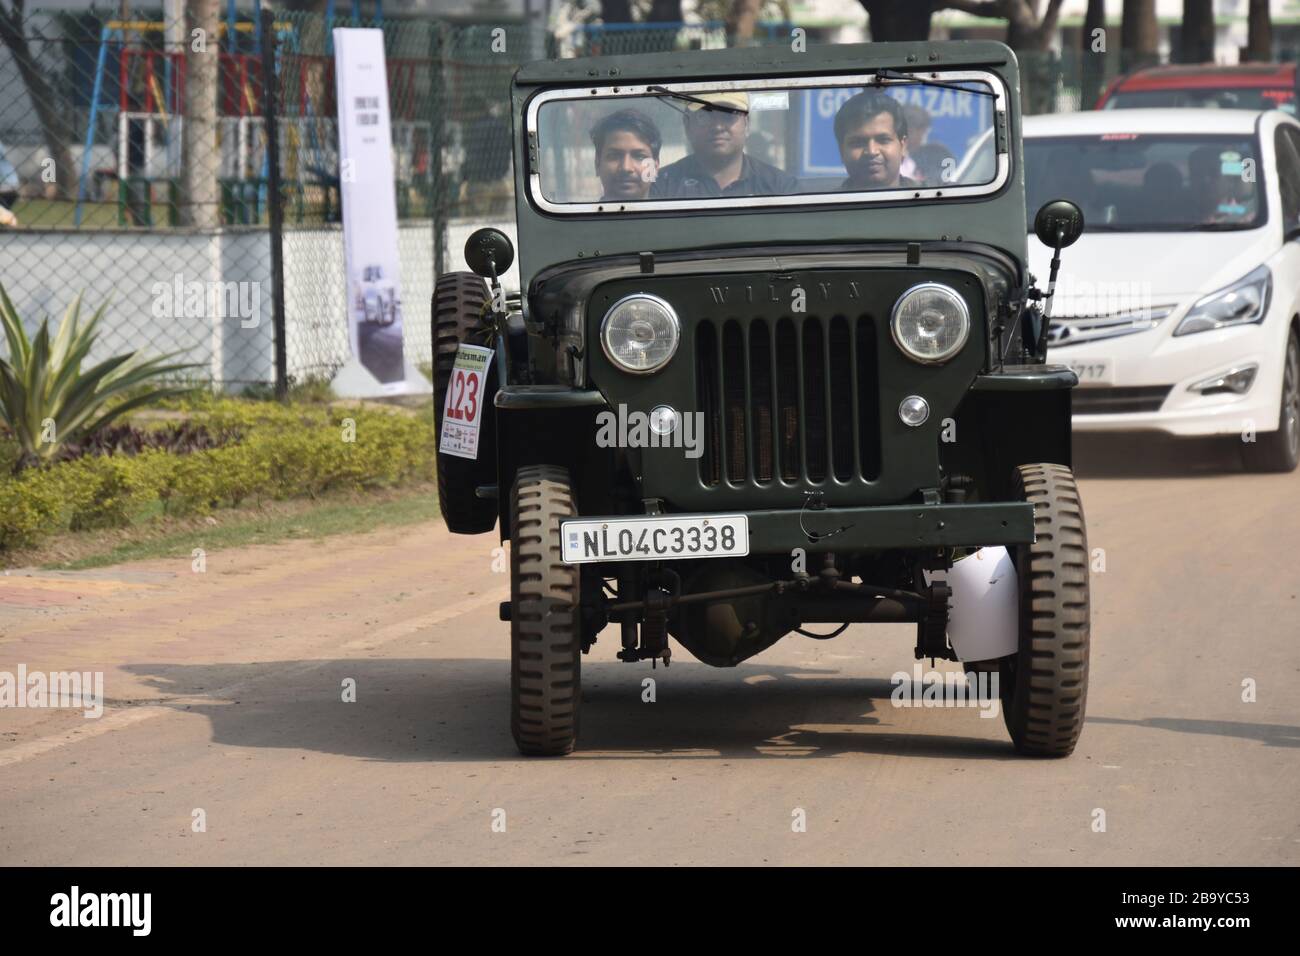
[600,293,680,374]
[899,395,930,427]
[648,405,679,435]
[891,283,970,364]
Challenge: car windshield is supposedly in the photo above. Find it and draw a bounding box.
[529,72,1004,212]
[1025,134,1264,232]
[1106,87,1296,113]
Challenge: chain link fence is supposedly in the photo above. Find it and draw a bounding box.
[0,7,445,390]
[0,6,1257,392]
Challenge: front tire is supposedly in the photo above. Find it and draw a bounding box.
[510,466,581,756]
[1001,463,1090,757]
[1241,327,1299,473]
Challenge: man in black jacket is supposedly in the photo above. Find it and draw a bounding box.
[651,92,796,199]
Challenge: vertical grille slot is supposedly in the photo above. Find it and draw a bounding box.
[723,320,747,484]
[775,318,800,481]
[697,321,721,486]
[856,315,881,480]
[829,316,854,481]
[801,317,827,483]
[749,319,773,483]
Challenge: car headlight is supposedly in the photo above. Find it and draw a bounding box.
[600,293,680,374]
[891,283,970,364]
[1174,265,1271,336]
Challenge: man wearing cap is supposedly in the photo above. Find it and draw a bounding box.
[650,91,797,199]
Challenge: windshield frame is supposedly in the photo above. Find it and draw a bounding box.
[523,69,1012,215]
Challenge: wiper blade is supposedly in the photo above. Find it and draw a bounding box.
[874,69,998,98]
[645,85,748,114]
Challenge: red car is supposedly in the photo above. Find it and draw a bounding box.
[1095,62,1298,113]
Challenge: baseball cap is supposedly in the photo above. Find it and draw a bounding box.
[686,91,750,114]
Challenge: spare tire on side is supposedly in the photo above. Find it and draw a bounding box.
[433,272,499,535]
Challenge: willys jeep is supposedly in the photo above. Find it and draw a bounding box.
[432,40,1090,758]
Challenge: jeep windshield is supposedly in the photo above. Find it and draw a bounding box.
[1025,133,1264,231]
[526,71,1007,213]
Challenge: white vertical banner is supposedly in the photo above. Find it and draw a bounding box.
[330,28,426,396]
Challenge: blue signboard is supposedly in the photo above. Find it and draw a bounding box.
[799,84,992,178]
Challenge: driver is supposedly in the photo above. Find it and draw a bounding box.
[650,92,796,199]
[834,91,918,191]
[590,108,662,202]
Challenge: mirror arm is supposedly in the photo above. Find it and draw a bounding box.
[1042,226,1064,322]
[485,259,508,339]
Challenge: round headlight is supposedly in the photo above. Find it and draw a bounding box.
[891,283,970,364]
[600,294,680,374]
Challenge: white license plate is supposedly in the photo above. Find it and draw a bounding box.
[561,515,749,564]
[1064,358,1114,386]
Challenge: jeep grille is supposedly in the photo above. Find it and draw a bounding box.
[695,315,882,487]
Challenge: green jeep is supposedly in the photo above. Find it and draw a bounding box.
[432,39,1090,758]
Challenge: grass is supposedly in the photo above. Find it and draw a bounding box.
[6,483,442,571]
[9,198,176,230]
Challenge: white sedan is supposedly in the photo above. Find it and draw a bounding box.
[1023,108,1300,472]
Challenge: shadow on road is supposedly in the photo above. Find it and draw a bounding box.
[1087,716,1300,748]
[1072,432,1247,479]
[122,658,1018,763]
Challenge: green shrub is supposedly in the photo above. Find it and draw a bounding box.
[55,453,164,530]
[0,471,63,549]
[0,398,438,551]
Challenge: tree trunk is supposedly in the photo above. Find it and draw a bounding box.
[600,0,633,24]
[860,0,938,42]
[728,0,762,45]
[648,0,682,22]
[1081,0,1107,109]
[1120,0,1158,73]
[1003,1,1041,50]
[1181,0,1214,64]
[182,0,220,228]
[998,1,1066,116]
[0,0,77,198]
[1242,0,1272,62]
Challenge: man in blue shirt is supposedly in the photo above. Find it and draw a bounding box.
[650,92,796,199]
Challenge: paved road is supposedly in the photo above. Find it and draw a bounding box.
[1,433,1297,865]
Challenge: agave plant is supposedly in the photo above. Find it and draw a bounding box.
[0,283,197,471]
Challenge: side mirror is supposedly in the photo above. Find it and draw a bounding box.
[1028,201,1084,350]
[1033,199,1085,250]
[464,227,514,280]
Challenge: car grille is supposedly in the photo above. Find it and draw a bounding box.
[1047,307,1174,347]
[695,315,881,486]
[1072,385,1172,415]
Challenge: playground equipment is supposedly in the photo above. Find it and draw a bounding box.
[74,1,392,227]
